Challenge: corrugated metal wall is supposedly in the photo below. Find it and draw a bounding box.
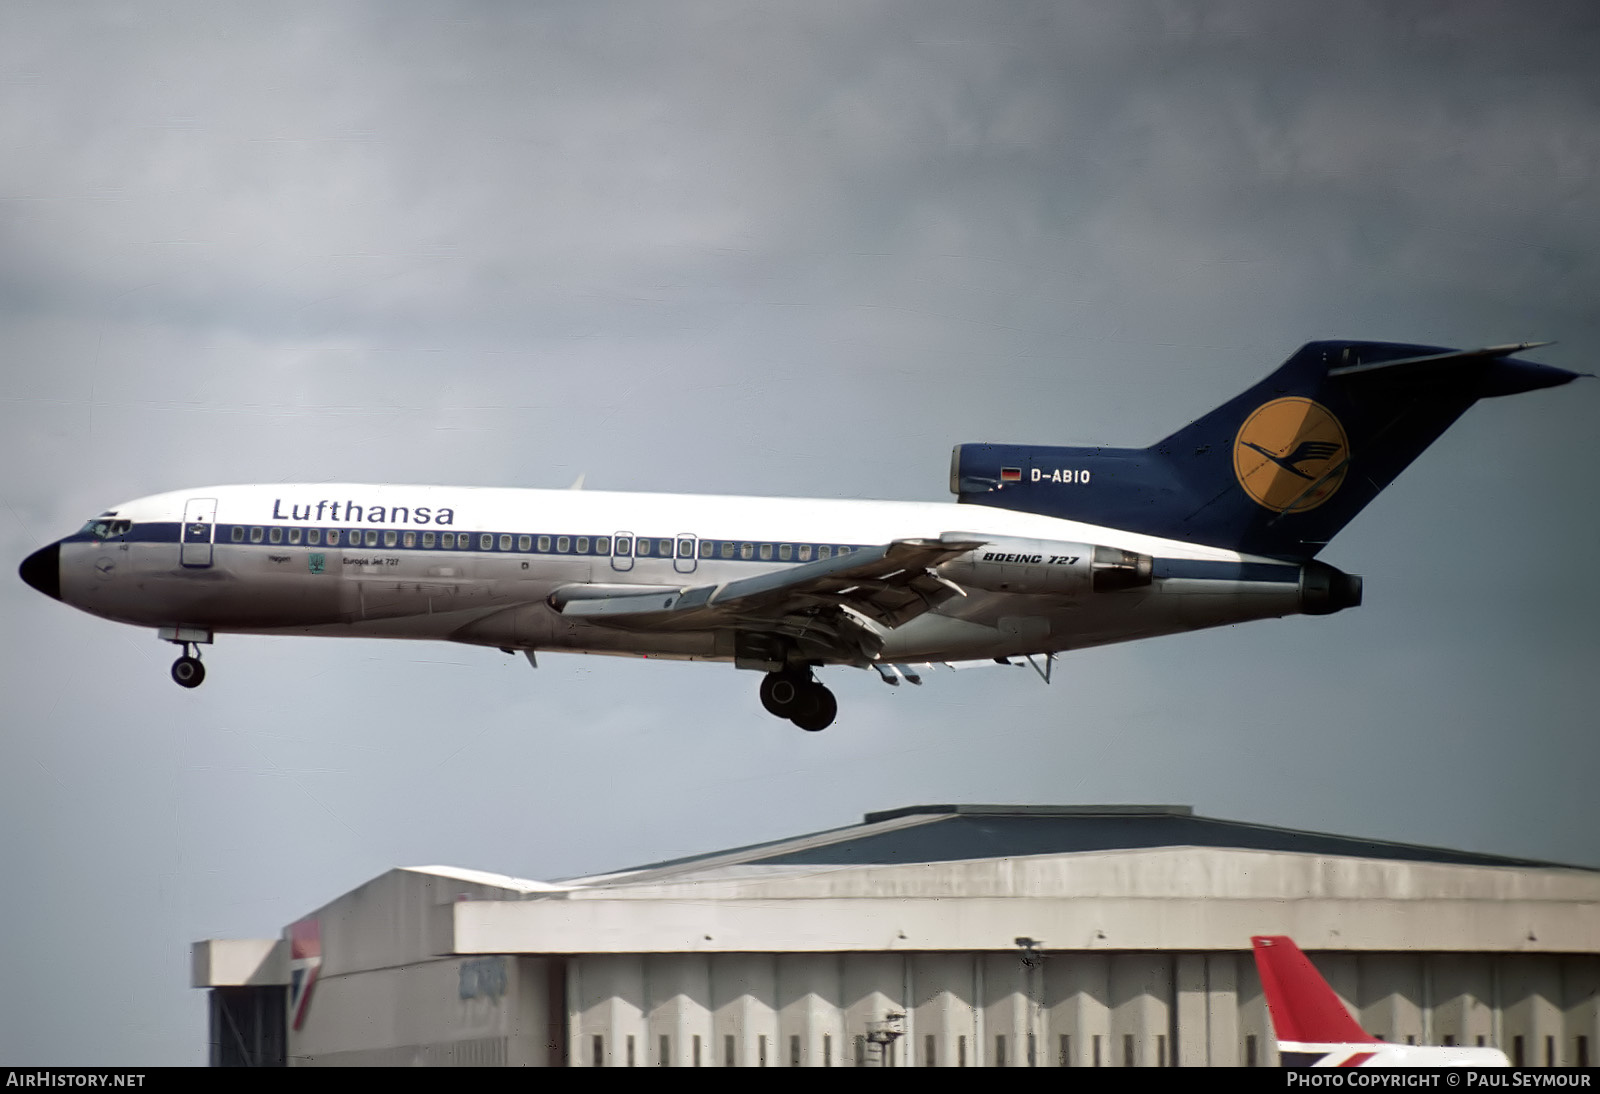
[561,950,1600,1066]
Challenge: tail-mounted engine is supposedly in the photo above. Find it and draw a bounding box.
[939,536,1153,595]
[1299,560,1363,615]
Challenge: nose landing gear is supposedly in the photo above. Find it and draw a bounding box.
[760,669,837,731]
[171,651,205,688]
[158,627,214,689]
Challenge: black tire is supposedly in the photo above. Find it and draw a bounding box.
[759,672,806,717]
[172,656,205,689]
[790,683,837,732]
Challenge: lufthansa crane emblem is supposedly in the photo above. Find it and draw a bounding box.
[1232,397,1349,513]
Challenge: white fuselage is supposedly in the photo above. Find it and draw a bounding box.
[50,483,1317,667]
[1277,1039,1512,1067]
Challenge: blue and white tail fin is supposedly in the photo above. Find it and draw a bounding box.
[952,341,1581,559]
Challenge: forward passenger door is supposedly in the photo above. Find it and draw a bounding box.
[180,498,217,568]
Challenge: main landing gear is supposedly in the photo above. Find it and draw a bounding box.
[759,669,837,732]
[169,642,206,688]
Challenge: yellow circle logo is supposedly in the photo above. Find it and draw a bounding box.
[1233,397,1349,513]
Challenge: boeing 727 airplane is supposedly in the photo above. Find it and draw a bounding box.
[17,340,1583,730]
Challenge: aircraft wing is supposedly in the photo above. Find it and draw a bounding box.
[550,538,981,663]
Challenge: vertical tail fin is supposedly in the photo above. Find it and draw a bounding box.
[952,341,1581,558]
[1251,935,1375,1047]
[1250,935,1511,1067]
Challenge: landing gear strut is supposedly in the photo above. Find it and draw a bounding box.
[760,669,837,731]
[170,643,206,689]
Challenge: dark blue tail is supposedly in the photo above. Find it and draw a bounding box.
[951,341,1580,559]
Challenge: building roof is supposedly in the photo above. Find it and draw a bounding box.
[400,864,566,893]
[569,804,1581,887]
[195,803,1600,971]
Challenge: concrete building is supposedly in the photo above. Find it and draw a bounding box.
[193,804,1600,1066]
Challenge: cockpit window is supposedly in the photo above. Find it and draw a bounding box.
[81,519,131,540]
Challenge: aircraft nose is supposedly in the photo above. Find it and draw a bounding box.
[19,542,61,601]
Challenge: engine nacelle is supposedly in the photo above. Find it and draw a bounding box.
[1299,560,1363,615]
[940,537,1154,595]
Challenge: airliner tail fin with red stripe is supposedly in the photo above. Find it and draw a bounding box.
[1251,936,1509,1067]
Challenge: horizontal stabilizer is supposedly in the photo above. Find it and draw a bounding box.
[1327,341,1553,378]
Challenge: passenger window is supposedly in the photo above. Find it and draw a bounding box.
[365,530,379,547]
[740,543,754,560]
[838,545,852,555]
[267,527,281,544]
[699,541,714,558]
[677,539,693,558]
[385,530,398,548]
[307,528,321,545]
[818,545,831,559]
[327,530,341,546]
[498,534,511,551]
[556,536,570,552]
[658,539,672,557]
[779,543,792,561]
[422,531,435,548]
[250,527,264,543]
[537,535,551,552]
[759,543,773,560]
[637,539,651,557]
[594,537,609,554]
[576,536,590,554]
[518,535,531,551]
[288,528,302,545]
[440,532,455,549]
[403,531,416,548]
[798,544,812,561]
[478,533,492,551]
[720,542,733,559]
[231,526,245,542]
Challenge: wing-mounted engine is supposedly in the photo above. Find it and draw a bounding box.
[937,535,1153,594]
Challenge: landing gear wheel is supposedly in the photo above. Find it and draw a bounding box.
[790,683,837,732]
[171,656,205,688]
[760,672,808,717]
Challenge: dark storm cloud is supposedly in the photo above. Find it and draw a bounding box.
[4,2,1592,351]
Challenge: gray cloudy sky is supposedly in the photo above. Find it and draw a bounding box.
[2,1,1597,1065]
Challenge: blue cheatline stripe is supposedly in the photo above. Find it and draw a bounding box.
[64,524,181,544]
[67,521,871,563]
[1152,559,1299,583]
[68,523,1304,584]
